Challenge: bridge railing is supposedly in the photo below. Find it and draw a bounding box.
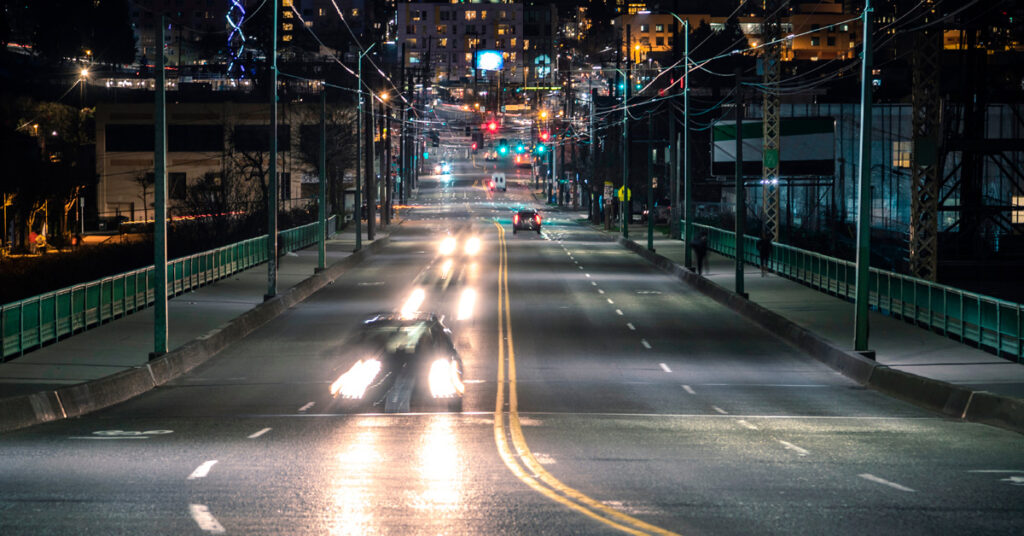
[0,217,336,361]
[689,222,1023,362]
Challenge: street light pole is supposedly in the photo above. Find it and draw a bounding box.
[683,20,693,269]
[355,44,375,251]
[622,24,631,240]
[854,1,874,354]
[266,1,279,300]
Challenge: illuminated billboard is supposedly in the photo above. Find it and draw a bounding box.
[475,50,504,71]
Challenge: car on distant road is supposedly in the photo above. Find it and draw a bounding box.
[329,312,464,413]
[512,209,542,234]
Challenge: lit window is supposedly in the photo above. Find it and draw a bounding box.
[438,38,448,48]
[892,141,911,168]
[655,24,664,32]
[1013,196,1024,224]
[640,24,649,32]
[465,11,477,21]
[465,53,473,63]
[437,25,446,34]
[510,37,517,48]
[351,9,358,18]
[811,37,820,46]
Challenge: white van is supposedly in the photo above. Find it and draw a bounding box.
[491,173,507,192]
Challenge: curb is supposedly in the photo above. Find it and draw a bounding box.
[617,237,1024,435]
[0,237,391,434]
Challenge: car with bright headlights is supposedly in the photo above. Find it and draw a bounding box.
[329,313,465,412]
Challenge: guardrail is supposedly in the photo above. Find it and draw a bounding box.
[687,222,1023,362]
[0,216,337,361]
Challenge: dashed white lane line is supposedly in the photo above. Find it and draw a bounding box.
[642,339,652,349]
[615,309,624,316]
[711,406,729,414]
[859,473,917,492]
[248,427,272,439]
[189,504,226,533]
[585,273,591,278]
[591,281,597,286]
[736,420,759,430]
[659,362,671,373]
[778,440,809,456]
[578,266,584,270]
[298,402,315,412]
[626,323,636,331]
[682,384,696,395]
[598,289,605,294]
[607,298,614,304]
[187,460,218,480]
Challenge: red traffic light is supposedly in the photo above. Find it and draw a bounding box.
[471,142,478,150]
[539,131,550,142]
[486,121,498,133]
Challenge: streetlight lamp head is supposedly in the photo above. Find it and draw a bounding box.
[80,68,89,78]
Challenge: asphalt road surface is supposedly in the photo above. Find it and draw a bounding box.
[1,154,1022,535]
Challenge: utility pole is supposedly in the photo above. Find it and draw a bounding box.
[317,87,327,272]
[355,45,375,251]
[398,43,406,204]
[622,24,631,240]
[854,1,874,354]
[590,87,598,223]
[646,111,655,252]
[734,66,746,298]
[153,15,167,358]
[683,20,693,269]
[266,1,279,300]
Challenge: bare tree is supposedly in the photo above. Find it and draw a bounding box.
[132,172,154,221]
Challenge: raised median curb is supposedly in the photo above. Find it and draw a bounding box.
[617,237,1024,435]
[0,237,391,434]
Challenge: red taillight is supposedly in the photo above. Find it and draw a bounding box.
[535,215,541,224]
[513,214,519,224]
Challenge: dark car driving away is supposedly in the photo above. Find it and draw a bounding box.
[512,209,542,234]
[329,312,464,413]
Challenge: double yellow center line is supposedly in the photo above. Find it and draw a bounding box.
[492,222,680,536]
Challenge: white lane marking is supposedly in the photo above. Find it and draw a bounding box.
[859,473,916,492]
[578,266,583,270]
[248,427,272,439]
[69,436,149,440]
[736,420,759,430]
[298,402,315,412]
[615,309,624,316]
[626,323,636,331]
[585,273,591,278]
[778,440,809,456]
[598,289,605,294]
[642,339,652,350]
[659,363,671,373]
[357,281,385,286]
[591,281,597,286]
[187,460,218,480]
[533,452,557,465]
[189,504,226,533]
[607,298,614,304]
[711,406,729,414]
[682,385,696,395]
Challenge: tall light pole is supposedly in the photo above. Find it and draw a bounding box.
[153,16,168,358]
[266,1,279,300]
[355,44,375,251]
[854,1,874,354]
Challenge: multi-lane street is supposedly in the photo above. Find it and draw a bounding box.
[1,154,1022,535]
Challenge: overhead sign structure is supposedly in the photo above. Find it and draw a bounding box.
[476,50,504,71]
[711,117,836,178]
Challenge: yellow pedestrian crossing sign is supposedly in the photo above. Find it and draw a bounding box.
[617,187,631,201]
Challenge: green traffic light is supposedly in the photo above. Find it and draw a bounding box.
[423,151,429,159]
[499,146,508,154]
[536,145,546,154]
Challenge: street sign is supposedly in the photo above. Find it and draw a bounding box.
[617,186,631,201]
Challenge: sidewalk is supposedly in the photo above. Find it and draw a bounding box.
[0,230,387,400]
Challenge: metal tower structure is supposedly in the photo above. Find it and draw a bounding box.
[761,0,784,242]
[909,20,941,281]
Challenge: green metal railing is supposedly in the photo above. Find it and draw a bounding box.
[0,216,336,361]
[687,222,1023,362]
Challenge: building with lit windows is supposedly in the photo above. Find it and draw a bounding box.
[614,1,859,63]
[397,2,527,88]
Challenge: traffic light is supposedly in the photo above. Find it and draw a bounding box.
[539,131,550,142]
[535,144,547,154]
[515,143,526,154]
[471,142,478,151]
[498,144,509,156]
[486,120,498,133]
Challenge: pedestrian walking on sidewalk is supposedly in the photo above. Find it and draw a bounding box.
[691,230,709,275]
[756,232,772,277]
